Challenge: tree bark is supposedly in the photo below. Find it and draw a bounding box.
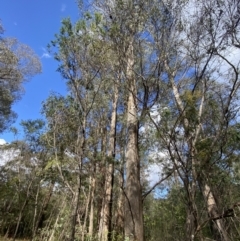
[98,82,119,241]
[202,182,230,241]
[81,176,91,241]
[115,164,124,237]
[124,39,144,241]
[89,167,96,238]
[70,117,86,241]
[32,183,40,239]
[166,66,200,240]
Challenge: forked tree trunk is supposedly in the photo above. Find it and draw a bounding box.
[98,83,119,241]
[124,39,144,241]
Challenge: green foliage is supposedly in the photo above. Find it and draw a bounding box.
[0,26,41,133]
[21,119,45,135]
[2,0,240,240]
[181,89,202,126]
[42,93,82,151]
[144,189,186,241]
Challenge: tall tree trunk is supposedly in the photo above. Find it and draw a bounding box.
[70,118,86,241]
[98,83,119,241]
[166,67,203,240]
[124,39,144,241]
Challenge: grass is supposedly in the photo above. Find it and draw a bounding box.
[0,238,29,241]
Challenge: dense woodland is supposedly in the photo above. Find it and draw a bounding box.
[1,0,240,240]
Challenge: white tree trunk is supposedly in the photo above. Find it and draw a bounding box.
[203,183,230,241]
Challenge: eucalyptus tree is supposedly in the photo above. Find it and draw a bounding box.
[98,73,120,241]
[148,0,240,240]
[89,1,175,240]
[43,0,240,240]
[42,92,88,240]
[48,13,120,240]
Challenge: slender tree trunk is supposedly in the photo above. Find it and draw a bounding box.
[32,183,40,239]
[181,155,200,241]
[70,108,86,241]
[98,83,119,241]
[114,162,124,237]
[185,183,199,241]
[166,68,202,240]
[48,197,67,241]
[124,39,144,241]
[32,181,54,239]
[188,154,201,240]
[3,193,16,238]
[71,185,81,241]
[202,182,230,241]
[82,176,92,241]
[13,179,33,241]
[71,118,86,241]
[48,212,61,241]
[88,166,96,239]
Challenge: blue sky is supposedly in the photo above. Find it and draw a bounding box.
[0,0,80,142]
